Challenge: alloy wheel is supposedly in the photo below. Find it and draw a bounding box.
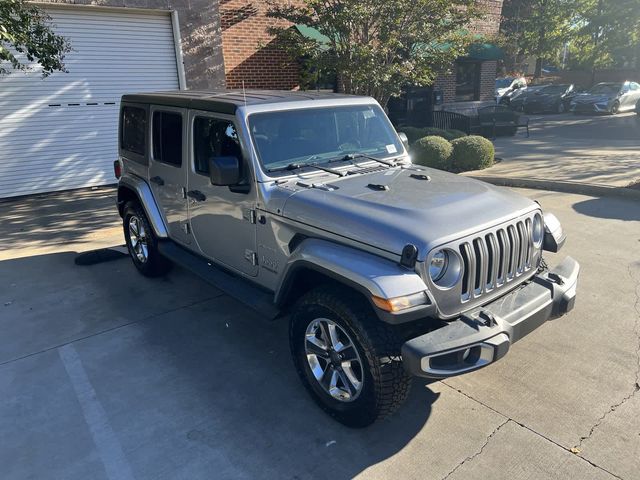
[128,215,149,263]
[304,318,364,402]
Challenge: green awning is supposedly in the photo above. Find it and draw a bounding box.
[467,42,504,61]
[294,25,331,50]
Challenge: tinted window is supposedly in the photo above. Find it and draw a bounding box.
[588,83,621,94]
[456,61,480,101]
[152,111,183,166]
[193,118,241,174]
[121,106,146,156]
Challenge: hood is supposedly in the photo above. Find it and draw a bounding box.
[279,167,538,260]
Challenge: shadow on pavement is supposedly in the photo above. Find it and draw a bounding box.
[0,249,438,479]
[572,196,640,222]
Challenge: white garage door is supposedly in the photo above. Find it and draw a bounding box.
[0,6,182,198]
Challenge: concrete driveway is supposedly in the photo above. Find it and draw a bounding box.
[1,188,638,479]
[469,112,640,189]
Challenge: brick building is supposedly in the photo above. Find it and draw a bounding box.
[220,0,505,115]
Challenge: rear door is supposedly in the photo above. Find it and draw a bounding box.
[148,106,190,245]
[186,110,258,276]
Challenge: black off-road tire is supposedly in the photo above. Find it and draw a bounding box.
[611,101,620,115]
[289,285,412,428]
[123,201,171,277]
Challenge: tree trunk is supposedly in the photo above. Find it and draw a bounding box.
[534,57,543,78]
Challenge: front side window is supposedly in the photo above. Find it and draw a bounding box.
[152,111,183,166]
[193,118,241,174]
[121,106,146,156]
[455,61,480,102]
[248,105,402,172]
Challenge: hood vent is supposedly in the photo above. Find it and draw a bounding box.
[366,183,389,191]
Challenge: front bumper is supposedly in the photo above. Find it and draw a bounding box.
[402,256,580,378]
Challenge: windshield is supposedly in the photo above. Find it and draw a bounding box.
[495,78,513,89]
[248,104,403,172]
[588,83,621,94]
[540,85,568,94]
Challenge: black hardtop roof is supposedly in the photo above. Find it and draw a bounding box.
[121,89,358,114]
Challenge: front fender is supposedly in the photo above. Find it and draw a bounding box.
[117,175,168,239]
[276,238,434,323]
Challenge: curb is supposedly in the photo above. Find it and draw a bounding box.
[468,175,640,201]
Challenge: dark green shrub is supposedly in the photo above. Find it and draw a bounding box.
[398,126,428,145]
[450,135,495,172]
[420,127,449,139]
[411,136,453,170]
[444,129,468,140]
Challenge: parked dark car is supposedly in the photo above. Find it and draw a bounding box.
[510,84,576,114]
[570,81,640,114]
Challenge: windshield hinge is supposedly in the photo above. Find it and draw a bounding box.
[243,208,257,224]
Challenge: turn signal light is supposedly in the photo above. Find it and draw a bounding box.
[372,292,428,313]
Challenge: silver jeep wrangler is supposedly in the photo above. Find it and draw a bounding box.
[115,90,579,427]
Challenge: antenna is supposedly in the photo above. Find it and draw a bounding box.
[242,80,247,107]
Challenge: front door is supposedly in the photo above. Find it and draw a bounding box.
[148,106,190,245]
[187,111,258,277]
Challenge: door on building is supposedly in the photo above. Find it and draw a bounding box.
[186,111,258,277]
[0,6,181,198]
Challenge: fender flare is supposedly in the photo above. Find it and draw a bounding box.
[117,175,169,239]
[275,238,433,322]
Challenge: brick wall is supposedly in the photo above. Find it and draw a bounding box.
[220,0,300,89]
[36,0,226,89]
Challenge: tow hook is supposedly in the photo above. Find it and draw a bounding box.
[479,311,497,327]
[547,272,565,285]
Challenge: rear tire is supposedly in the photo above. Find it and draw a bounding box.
[123,201,171,277]
[289,285,412,428]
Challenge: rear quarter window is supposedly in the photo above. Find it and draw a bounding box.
[120,106,148,163]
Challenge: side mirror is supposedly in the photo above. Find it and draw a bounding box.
[209,156,240,186]
[397,132,410,150]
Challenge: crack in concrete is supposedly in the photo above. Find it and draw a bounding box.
[440,418,510,480]
[441,382,625,480]
[573,262,640,452]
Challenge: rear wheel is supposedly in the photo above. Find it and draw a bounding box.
[123,201,171,277]
[289,286,412,428]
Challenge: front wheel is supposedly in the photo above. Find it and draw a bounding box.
[557,102,566,114]
[611,101,620,115]
[289,286,412,428]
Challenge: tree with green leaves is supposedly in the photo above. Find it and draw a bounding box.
[500,0,576,78]
[1,0,70,76]
[266,0,484,108]
[570,0,640,80]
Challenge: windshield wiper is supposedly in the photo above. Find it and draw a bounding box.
[267,161,345,177]
[338,153,397,167]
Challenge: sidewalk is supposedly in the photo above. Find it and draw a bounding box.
[464,112,640,197]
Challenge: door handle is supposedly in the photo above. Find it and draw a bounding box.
[187,190,206,202]
[150,176,165,186]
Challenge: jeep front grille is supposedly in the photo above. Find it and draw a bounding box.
[424,212,542,319]
[459,218,534,302]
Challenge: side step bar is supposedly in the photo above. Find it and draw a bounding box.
[157,241,280,320]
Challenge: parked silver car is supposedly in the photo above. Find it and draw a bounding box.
[570,81,640,114]
[115,91,579,427]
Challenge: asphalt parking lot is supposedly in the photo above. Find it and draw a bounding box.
[1,187,639,480]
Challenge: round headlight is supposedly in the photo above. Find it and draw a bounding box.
[532,213,544,246]
[429,250,448,282]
